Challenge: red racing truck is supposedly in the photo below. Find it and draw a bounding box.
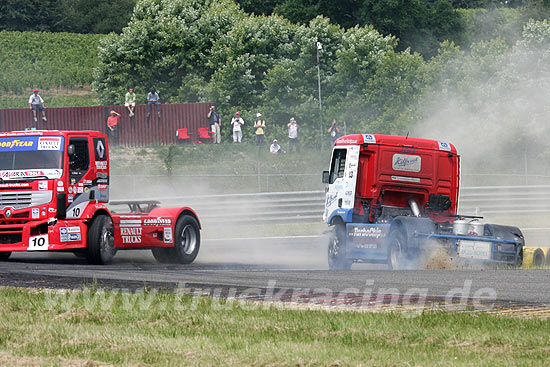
[323,133,524,269]
[0,130,200,265]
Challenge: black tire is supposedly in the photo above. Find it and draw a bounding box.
[328,224,351,270]
[388,229,407,270]
[533,248,545,267]
[86,214,115,265]
[151,247,174,264]
[0,252,11,260]
[171,215,200,264]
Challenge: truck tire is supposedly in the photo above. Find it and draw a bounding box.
[151,247,174,263]
[0,252,11,260]
[328,224,351,270]
[86,214,115,265]
[171,214,201,264]
[388,229,407,270]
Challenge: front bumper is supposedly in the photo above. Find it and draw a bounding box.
[0,219,87,252]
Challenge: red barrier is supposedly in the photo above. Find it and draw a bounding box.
[0,103,212,147]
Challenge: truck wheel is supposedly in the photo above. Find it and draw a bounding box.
[328,224,351,270]
[388,229,407,270]
[86,214,115,265]
[171,215,200,264]
[151,248,174,264]
[0,252,11,260]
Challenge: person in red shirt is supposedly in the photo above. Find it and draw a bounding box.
[107,110,121,145]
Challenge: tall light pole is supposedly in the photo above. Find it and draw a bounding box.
[316,41,323,151]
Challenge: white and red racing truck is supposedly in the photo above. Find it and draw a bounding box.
[0,130,200,265]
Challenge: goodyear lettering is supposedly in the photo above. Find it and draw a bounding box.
[0,140,34,149]
[143,217,171,225]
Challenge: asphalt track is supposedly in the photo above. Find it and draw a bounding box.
[1,233,550,306]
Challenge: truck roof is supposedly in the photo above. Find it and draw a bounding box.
[334,133,457,154]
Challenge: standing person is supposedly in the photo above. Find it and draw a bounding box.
[287,117,300,153]
[207,105,222,144]
[254,112,266,146]
[125,88,136,117]
[231,111,244,143]
[107,110,121,145]
[328,119,341,146]
[146,89,161,118]
[29,89,47,123]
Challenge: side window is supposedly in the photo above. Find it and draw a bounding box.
[329,149,347,184]
[68,138,89,179]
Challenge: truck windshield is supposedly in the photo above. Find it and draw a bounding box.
[0,136,64,178]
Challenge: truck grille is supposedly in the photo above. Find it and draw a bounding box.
[0,232,22,244]
[0,190,52,210]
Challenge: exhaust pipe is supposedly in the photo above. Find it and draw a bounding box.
[408,199,420,217]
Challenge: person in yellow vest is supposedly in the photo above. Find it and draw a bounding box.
[254,112,266,146]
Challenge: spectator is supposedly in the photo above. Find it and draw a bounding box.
[107,110,121,145]
[270,139,284,154]
[125,88,136,117]
[287,117,300,153]
[231,111,244,143]
[29,89,47,123]
[147,89,161,118]
[207,105,222,144]
[254,112,266,146]
[328,119,341,146]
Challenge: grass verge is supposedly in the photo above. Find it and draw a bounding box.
[1,287,550,366]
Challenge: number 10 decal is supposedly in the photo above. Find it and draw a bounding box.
[28,234,49,251]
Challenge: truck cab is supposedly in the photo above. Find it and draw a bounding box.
[323,134,524,269]
[0,130,201,265]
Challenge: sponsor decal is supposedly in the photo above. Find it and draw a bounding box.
[97,172,108,178]
[391,175,421,183]
[49,208,56,212]
[0,138,34,150]
[337,138,358,145]
[164,227,172,243]
[96,178,109,184]
[392,154,421,172]
[77,187,83,193]
[38,181,47,191]
[120,219,141,227]
[95,161,108,170]
[143,217,172,225]
[68,186,72,194]
[56,186,64,192]
[0,182,30,188]
[57,181,63,186]
[83,179,92,185]
[98,184,108,190]
[67,194,74,203]
[121,227,142,244]
[60,227,81,242]
[362,134,376,144]
[438,141,451,151]
[38,137,62,150]
[71,178,76,184]
[84,187,89,193]
[78,182,83,187]
[32,208,39,219]
[347,224,389,247]
[325,193,337,208]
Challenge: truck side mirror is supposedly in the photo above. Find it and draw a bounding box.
[56,193,67,219]
[67,144,75,156]
[322,171,330,184]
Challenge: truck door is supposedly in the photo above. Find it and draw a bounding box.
[323,145,360,222]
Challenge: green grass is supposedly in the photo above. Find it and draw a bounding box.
[0,287,549,366]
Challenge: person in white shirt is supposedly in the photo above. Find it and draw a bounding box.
[29,89,47,123]
[270,139,284,154]
[231,111,244,143]
[287,117,299,153]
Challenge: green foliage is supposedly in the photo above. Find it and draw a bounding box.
[0,0,136,34]
[0,93,99,109]
[0,31,103,94]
